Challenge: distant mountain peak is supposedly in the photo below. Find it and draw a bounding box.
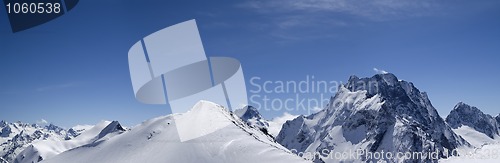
[45,124,64,132]
[348,74,359,81]
[0,120,6,127]
[446,102,499,138]
[237,105,262,120]
[455,101,471,108]
[234,105,270,135]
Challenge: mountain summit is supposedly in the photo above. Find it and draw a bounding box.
[235,105,270,134]
[446,102,499,139]
[277,73,468,162]
[43,101,308,163]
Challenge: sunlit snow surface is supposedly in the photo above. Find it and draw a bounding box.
[43,101,308,163]
[440,126,500,163]
[14,121,113,163]
[440,143,500,163]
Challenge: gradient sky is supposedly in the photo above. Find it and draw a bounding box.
[1,0,499,128]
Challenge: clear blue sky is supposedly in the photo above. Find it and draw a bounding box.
[1,0,499,128]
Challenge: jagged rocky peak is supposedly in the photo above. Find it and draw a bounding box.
[237,105,263,120]
[0,120,6,128]
[346,73,399,91]
[446,102,499,138]
[1,125,12,137]
[496,114,500,125]
[341,73,440,121]
[45,124,65,133]
[277,73,468,162]
[234,105,269,132]
[97,121,126,139]
[345,73,422,99]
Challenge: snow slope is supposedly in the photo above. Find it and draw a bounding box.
[43,101,309,163]
[440,142,500,163]
[14,120,126,163]
[440,104,500,162]
[452,126,498,148]
[446,102,499,139]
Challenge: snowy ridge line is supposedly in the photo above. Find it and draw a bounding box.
[40,101,309,163]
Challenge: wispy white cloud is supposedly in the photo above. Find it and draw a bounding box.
[237,0,442,42]
[311,106,323,113]
[373,68,389,74]
[268,112,300,136]
[271,112,299,124]
[241,0,439,21]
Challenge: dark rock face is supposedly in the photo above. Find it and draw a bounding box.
[97,121,126,139]
[496,115,500,128]
[446,102,499,138]
[45,124,65,133]
[1,125,11,137]
[239,106,264,122]
[235,106,269,131]
[277,73,468,163]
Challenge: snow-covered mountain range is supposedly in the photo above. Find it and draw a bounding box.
[40,101,306,163]
[277,73,470,162]
[0,121,71,163]
[0,119,128,163]
[14,121,126,163]
[446,102,499,139]
[441,103,500,162]
[2,73,500,163]
[1,102,300,163]
[445,102,500,148]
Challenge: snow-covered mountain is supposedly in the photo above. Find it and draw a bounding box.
[267,112,299,138]
[446,102,499,139]
[441,108,500,163]
[0,121,68,163]
[14,121,126,163]
[42,101,308,163]
[235,106,298,138]
[277,73,469,163]
[235,105,270,135]
[496,114,500,129]
[5,73,500,163]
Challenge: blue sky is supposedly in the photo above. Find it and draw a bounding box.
[1,0,499,127]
